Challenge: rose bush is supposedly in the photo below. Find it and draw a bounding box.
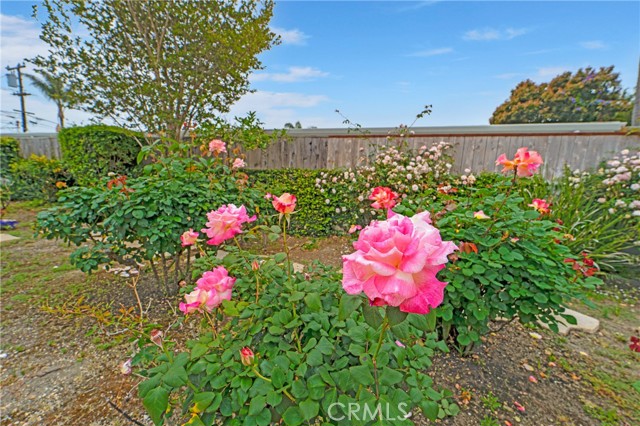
[36,144,262,292]
[134,198,460,425]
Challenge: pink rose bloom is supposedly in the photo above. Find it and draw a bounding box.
[179,287,210,314]
[496,147,543,177]
[208,139,227,154]
[272,193,297,214]
[528,198,550,214]
[348,224,362,234]
[473,210,490,220]
[180,229,199,247]
[369,186,398,209]
[179,266,236,314]
[201,204,257,246]
[232,158,246,169]
[342,211,457,314]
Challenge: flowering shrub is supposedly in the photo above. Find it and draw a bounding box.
[132,201,458,425]
[392,148,602,352]
[539,147,640,268]
[8,154,72,202]
[36,149,261,292]
[135,199,460,426]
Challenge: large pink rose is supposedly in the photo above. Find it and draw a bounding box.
[342,211,457,314]
[179,266,236,314]
[201,204,257,246]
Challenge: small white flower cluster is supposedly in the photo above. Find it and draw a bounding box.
[460,168,477,186]
[600,148,640,186]
[361,140,454,195]
[596,148,640,218]
[310,137,455,229]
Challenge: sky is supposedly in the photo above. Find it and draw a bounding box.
[0,0,638,133]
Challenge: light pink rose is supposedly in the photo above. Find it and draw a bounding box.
[348,224,362,234]
[180,229,199,247]
[179,266,236,314]
[201,204,257,246]
[341,211,457,314]
[232,158,246,169]
[208,139,227,154]
[473,210,490,220]
[179,287,210,314]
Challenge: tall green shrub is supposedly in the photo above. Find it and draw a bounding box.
[0,137,21,175]
[58,125,142,185]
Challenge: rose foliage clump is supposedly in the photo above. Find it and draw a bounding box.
[133,198,461,425]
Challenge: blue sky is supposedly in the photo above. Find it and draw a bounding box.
[1,1,638,132]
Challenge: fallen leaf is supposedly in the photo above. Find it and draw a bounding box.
[523,363,535,372]
[528,375,538,383]
[529,332,542,340]
[514,401,525,412]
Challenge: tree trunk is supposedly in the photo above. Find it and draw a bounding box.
[57,101,65,129]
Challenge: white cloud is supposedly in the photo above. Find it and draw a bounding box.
[463,27,529,41]
[580,40,607,50]
[0,14,49,67]
[537,66,570,78]
[398,1,441,12]
[228,90,330,128]
[272,27,309,45]
[408,47,453,57]
[251,66,329,83]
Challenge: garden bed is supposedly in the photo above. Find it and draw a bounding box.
[1,203,638,426]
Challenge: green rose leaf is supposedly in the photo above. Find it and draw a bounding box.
[350,365,374,386]
[143,387,169,425]
[387,306,408,326]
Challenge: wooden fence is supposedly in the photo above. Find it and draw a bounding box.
[244,123,639,179]
[2,133,61,159]
[4,122,639,179]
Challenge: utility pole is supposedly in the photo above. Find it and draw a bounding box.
[633,58,639,127]
[5,63,30,132]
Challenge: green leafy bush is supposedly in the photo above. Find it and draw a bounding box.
[36,154,260,291]
[395,174,601,353]
[0,137,21,173]
[9,154,71,202]
[58,125,143,186]
[134,210,459,426]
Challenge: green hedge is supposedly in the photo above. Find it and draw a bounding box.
[0,137,21,175]
[250,169,351,236]
[58,125,143,186]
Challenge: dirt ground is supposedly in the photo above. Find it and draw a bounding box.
[1,203,638,426]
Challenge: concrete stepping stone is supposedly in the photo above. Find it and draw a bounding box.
[0,234,19,243]
[539,308,600,336]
